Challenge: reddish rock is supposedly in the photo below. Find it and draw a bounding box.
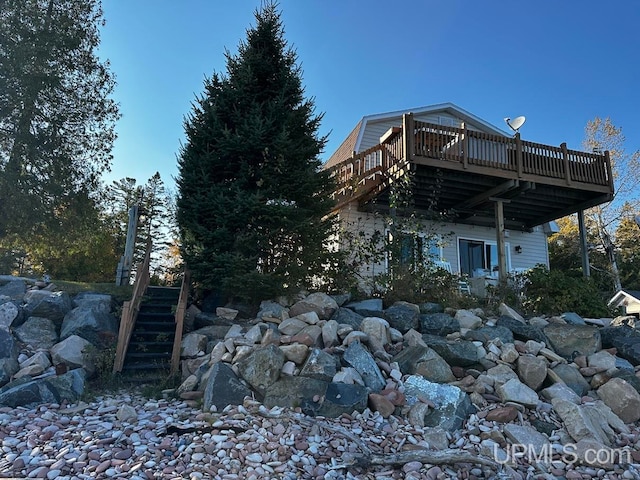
[485,406,518,423]
[380,388,406,406]
[368,393,395,418]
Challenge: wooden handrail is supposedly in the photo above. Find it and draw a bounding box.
[329,118,611,203]
[113,240,152,373]
[170,268,191,375]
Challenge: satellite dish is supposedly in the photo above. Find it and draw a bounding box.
[504,116,526,133]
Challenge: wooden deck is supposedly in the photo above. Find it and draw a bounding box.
[328,114,614,230]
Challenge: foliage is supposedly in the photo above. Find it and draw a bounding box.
[616,205,640,290]
[581,117,640,291]
[177,3,335,303]
[0,0,119,240]
[521,265,610,317]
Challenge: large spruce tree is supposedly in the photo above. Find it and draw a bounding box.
[177,3,335,301]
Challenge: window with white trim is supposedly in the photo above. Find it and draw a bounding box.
[458,238,510,277]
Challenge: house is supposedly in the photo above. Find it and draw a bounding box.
[608,290,640,316]
[324,103,614,293]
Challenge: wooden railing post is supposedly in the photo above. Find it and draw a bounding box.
[561,142,572,186]
[515,132,523,178]
[170,268,191,375]
[604,150,613,192]
[402,113,414,161]
[461,122,468,170]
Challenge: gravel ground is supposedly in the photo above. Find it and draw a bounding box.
[1,392,640,480]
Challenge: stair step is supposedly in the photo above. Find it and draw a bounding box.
[126,352,171,359]
[122,362,170,371]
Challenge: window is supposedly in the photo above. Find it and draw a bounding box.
[395,232,442,269]
[458,238,510,276]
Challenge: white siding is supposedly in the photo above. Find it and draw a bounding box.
[338,208,549,282]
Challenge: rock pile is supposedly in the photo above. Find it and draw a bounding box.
[0,278,118,406]
[176,292,640,474]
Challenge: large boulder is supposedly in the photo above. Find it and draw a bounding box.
[317,383,369,417]
[72,292,114,313]
[597,378,640,424]
[50,335,95,375]
[516,355,548,391]
[288,293,338,320]
[551,364,591,397]
[342,341,385,392]
[331,308,364,330]
[14,317,58,350]
[24,290,72,326]
[419,313,459,337]
[0,301,20,331]
[0,369,86,408]
[392,345,455,383]
[60,307,118,348]
[422,335,481,367]
[496,316,548,344]
[299,348,338,382]
[203,362,252,412]
[0,280,27,301]
[263,376,328,413]
[404,376,474,431]
[543,324,601,359]
[385,301,420,333]
[236,345,284,396]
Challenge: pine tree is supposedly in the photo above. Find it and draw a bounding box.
[177,3,335,301]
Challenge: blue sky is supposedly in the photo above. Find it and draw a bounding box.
[98,1,640,192]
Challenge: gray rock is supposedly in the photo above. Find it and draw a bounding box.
[392,345,455,383]
[203,363,252,412]
[279,344,309,364]
[498,304,526,323]
[180,333,208,358]
[60,307,118,348]
[0,302,19,331]
[544,324,601,359]
[50,335,95,375]
[503,424,550,455]
[587,350,617,371]
[345,298,383,316]
[551,363,591,397]
[330,307,364,330]
[601,328,640,366]
[277,318,307,336]
[0,369,85,407]
[516,355,547,391]
[263,376,328,413]
[0,357,19,388]
[385,301,420,333]
[321,320,339,348]
[404,375,474,431]
[597,378,640,423]
[256,300,288,322]
[540,382,581,404]
[496,316,548,344]
[15,351,51,378]
[562,312,587,325]
[289,293,338,320]
[317,382,369,417]
[419,313,459,336]
[611,370,640,395]
[0,280,27,301]
[496,378,539,407]
[482,364,519,388]
[454,309,482,330]
[14,317,58,350]
[236,345,284,396]
[342,341,385,392]
[24,290,72,326]
[552,398,614,446]
[422,335,480,367]
[73,292,113,313]
[300,348,338,382]
[0,328,18,360]
[419,302,444,314]
[464,326,514,344]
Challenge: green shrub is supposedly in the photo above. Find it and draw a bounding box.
[521,265,610,317]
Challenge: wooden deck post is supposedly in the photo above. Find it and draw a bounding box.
[402,113,414,161]
[578,209,591,277]
[493,198,508,285]
[561,142,572,186]
[461,122,468,170]
[515,133,523,178]
[604,150,613,192]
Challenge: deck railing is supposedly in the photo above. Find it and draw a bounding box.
[113,240,152,373]
[170,268,190,375]
[328,114,612,207]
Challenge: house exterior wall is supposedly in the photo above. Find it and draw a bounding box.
[337,204,550,291]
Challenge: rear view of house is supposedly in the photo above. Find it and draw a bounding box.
[325,103,614,294]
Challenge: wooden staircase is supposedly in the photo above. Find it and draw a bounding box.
[122,286,180,372]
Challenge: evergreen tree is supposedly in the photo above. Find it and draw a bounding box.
[0,0,118,254]
[177,3,335,301]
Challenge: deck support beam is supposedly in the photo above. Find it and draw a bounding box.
[578,209,591,277]
[492,198,509,285]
